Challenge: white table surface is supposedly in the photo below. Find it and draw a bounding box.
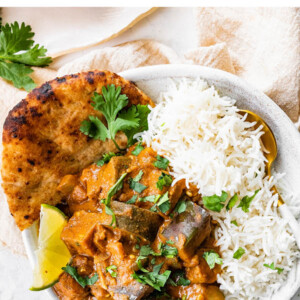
[0,7,299,300]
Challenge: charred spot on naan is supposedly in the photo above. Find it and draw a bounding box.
[1,70,154,231]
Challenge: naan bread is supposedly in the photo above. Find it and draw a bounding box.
[1,70,154,231]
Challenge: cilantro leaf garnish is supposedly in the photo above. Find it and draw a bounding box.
[0,22,52,91]
[102,173,127,226]
[237,190,259,213]
[139,194,161,203]
[159,243,178,258]
[96,152,120,166]
[263,262,283,274]
[132,142,144,156]
[132,263,171,291]
[168,270,190,286]
[62,264,98,288]
[129,170,147,193]
[226,194,238,211]
[106,173,127,207]
[154,155,169,170]
[173,200,187,214]
[231,220,238,227]
[156,172,173,191]
[202,191,228,212]
[106,265,118,278]
[126,195,138,204]
[156,192,170,213]
[123,104,151,146]
[233,247,245,259]
[203,251,223,269]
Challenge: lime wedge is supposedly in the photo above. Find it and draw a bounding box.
[30,204,71,291]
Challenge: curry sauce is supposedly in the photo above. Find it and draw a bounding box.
[53,145,224,300]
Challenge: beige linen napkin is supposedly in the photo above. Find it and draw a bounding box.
[0,8,299,256]
[189,7,300,122]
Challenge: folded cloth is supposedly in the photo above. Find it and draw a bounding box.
[192,7,300,122]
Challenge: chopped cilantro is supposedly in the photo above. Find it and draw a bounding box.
[233,247,245,259]
[156,192,170,213]
[126,195,138,204]
[160,244,178,258]
[202,191,228,212]
[237,190,259,213]
[105,204,116,227]
[106,265,118,278]
[62,264,98,288]
[139,194,161,203]
[96,152,119,166]
[154,155,169,170]
[105,173,127,207]
[226,194,238,211]
[132,263,171,291]
[173,199,187,214]
[170,270,190,286]
[129,170,147,193]
[156,172,173,191]
[102,173,127,227]
[203,251,223,269]
[132,142,144,156]
[263,262,283,274]
[231,220,238,227]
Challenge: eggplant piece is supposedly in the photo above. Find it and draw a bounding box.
[100,201,163,242]
[109,282,153,300]
[160,201,211,261]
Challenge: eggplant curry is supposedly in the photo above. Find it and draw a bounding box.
[53,145,224,300]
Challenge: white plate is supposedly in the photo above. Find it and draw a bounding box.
[22,64,300,300]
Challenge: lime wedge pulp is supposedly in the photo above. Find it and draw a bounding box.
[30,204,71,291]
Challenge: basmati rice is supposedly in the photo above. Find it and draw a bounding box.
[137,78,299,299]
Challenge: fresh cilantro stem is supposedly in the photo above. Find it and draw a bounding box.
[0,22,52,91]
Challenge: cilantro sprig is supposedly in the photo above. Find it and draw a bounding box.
[62,264,98,288]
[80,85,150,150]
[0,22,52,91]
